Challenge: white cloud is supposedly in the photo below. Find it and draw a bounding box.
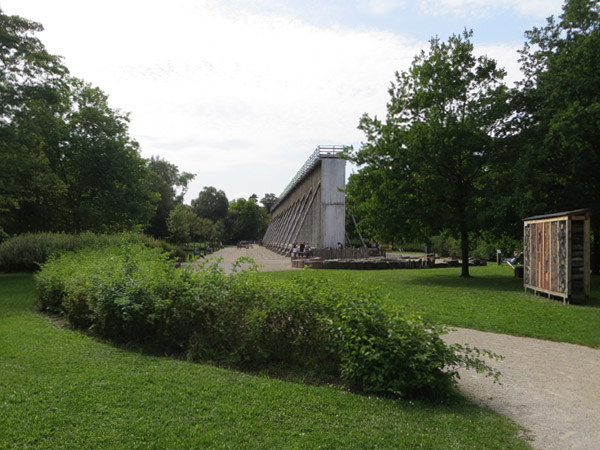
[1,0,555,202]
[357,0,406,16]
[416,0,563,19]
[476,43,523,85]
[31,0,419,199]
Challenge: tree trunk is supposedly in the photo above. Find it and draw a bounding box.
[460,226,470,277]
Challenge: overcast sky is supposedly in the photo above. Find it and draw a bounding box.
[2,0,564,203]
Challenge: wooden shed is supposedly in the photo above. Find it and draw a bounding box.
[523,209,591,304]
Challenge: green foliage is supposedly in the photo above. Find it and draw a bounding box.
[470,233,523,261]
[0,232,182,272]
[183,265,335,368]
[336,300,501,396]
[266,267,600,348]
[0,10,69,238]
[54,80,160,232]
[167,204,217,244]
[226,196,269,243]
[260,193,278,212]
[1,274,531,450]
[514,0,600,273]
[1,75,160,234]
[1,9,189,237]
[397,241,426,252]
[428,232,521,260]
[430,234,461,258]
[36,249,500,398]
[191,186,229,222]
[168,204,196,243]
[347,30,510,277]
[0,232,105,272]
[36,243,188,342]
[343,0,600,275]
[145,156,195,239]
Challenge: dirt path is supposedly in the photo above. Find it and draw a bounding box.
[203,246,600,450]
[443,329,600,450]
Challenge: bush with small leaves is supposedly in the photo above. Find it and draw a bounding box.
[0,231,183,272]
[36,250,500,399]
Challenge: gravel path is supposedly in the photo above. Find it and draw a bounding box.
[204,246,600,450]
[443,329,600,450]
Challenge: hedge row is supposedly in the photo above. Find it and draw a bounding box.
[0,232,183,272]
[35,244,499,398]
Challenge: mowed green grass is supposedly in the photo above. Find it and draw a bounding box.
[264,265,600,348]
[0,274,531,449]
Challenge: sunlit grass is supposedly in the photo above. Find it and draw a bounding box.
[263,265,600,348]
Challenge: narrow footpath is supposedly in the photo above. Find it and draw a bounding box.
[203,246,600,450]
[443,328,600,450]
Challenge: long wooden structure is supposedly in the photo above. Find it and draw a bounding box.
[263,146,346,254]
[523,209,591,304]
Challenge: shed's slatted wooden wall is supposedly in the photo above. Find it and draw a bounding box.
[558,220,567,294]
[550,221,558,293]
[571,220,586,297]
[523,211,590,304]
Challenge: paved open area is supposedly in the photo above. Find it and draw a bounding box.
[204,246,600,450]
[202,245,298,274]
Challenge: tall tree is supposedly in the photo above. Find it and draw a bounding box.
[57,80,159,232]
[515,0,600,273]
[226,196,268,243]
[167,204,216,244]
[167,204,196,244]
[348,31,509,276]
[0,10,160,235]
[0,9,68,237]
[191,186,228,222]
[146,156,195,239]
[260,193,277,212]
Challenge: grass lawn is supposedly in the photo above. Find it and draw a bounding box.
[263,265,600,348]
[0,273,530,449]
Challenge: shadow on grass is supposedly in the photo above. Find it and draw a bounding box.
[373,269,600,308]
[401,273,524,291]
[361,267,526,294]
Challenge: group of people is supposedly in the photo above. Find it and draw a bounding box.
[291,242,312,259]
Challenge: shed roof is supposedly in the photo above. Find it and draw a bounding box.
[523,208,591,222]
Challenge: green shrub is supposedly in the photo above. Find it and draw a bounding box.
[0,232,183,272]
[176,261,339,369]
[430,234,461,257]
[0,233,75,272]
[334,300,500,397]
[471,233,523,261]
[36,249,499,399]
[399,241,427,252]
[471,237,497,261]
[428,232,523,261]
[37,243,190,345]
[336,300,450,395]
